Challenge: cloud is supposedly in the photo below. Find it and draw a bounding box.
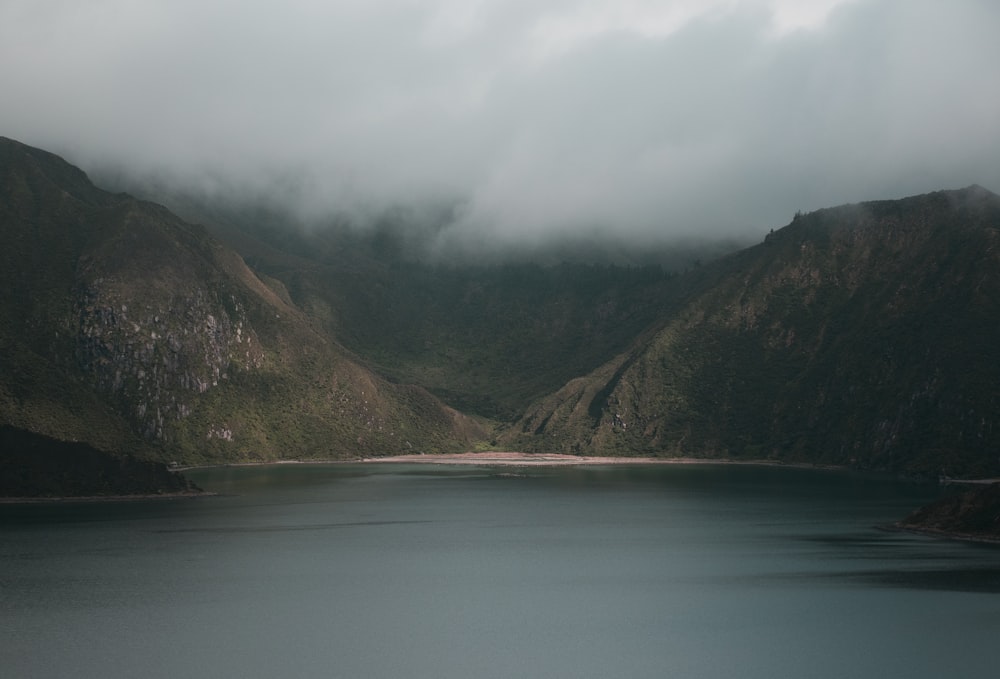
[2,0,998,252]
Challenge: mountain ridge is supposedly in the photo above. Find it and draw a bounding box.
[1,136,483,494]
[2,135,999,493]
[507,185,1000,476]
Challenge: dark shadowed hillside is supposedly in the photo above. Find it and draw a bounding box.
[113,182,727,421]
[283,261,689,420]
[0,137,482,494]
[897,483,1000,542]
[509,187,1000,477]
[4,136,1000,492]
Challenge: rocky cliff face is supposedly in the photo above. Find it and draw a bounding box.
[0,136,482,483]
[75,286,260,439]
[4,135,1000,490]
[71,205,266,443]
[509,187,1000,477]
[897,483,1000,542]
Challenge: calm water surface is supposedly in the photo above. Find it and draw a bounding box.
[3,464,999,678]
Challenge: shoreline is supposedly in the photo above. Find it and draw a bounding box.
[0,490,217,505]
[3,454,847,503]
[359,452,837,468]
[363,452,685,466]
[174,451,847,472]
[8,456,994,546]
[172,453,1000,484]
[884,522,1000,546]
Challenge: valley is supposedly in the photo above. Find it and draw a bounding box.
[2,136,1000,497]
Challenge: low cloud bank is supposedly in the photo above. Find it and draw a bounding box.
[2,0,998,255]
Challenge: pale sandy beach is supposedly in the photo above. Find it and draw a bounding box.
[359,451,820,468]
[172,451,844,471]
[364,452,665,466]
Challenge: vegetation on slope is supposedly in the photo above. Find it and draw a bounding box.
[120,182,739,422]
[287,261,685,420]
[509,187,1000,477]
[4,135,1000,489]
[0,137,482,489]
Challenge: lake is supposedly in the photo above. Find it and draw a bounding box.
[2,463,999,678]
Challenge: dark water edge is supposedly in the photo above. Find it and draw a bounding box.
[0,425,196,497]
[891,482,1000,544]
[886,523,1000,546]
[0,490,216,504]
[3,463,999,679]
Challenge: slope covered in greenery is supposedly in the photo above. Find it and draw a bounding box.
[0,136,482,493]
[4,136,1000,491]
[509,187,1000,477]
[126,187,722,422]
[109,165,1000,479]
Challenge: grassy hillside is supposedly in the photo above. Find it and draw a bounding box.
[0,137,483,483]
[5,136,999,487]
[114,166,1000,478]
[113,180,739,422]
[285,261,686,420]
[509,187,1000,477]
[119,195,717,422]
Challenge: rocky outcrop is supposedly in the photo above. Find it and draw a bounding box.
[896,483,1000,543]
[5,134,1000,490]
[0,136,483,493]
[75,279,263,442]
[509,187,1000,478]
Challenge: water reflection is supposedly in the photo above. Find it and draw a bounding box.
[4,463,1000,679]
[154,519,433,534]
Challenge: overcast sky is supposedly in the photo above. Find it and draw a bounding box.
[2,0,998,250]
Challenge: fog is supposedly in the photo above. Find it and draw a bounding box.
[2,0,998,254]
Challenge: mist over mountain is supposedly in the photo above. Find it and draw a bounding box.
[509,186,1000,477]
[0,137,481,495]
[2,137,1000,496]
[92,170,752,269]
[4,0,998,256]
[101,174,752,421]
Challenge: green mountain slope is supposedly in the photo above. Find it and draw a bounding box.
[285,261,687,420]
[508,187,1000,477]
[5,136,999,488]
[0,137,482,490]
[118,191,714,422]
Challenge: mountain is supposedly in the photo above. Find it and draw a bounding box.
[509,187,1000,477]
[107,182,721,422]
[3,136,1000,494]
[0,137,481,495]
[142,176,1000,479]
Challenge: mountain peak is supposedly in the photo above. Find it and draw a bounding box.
[3,135,999,489]
[2,137,482,495]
